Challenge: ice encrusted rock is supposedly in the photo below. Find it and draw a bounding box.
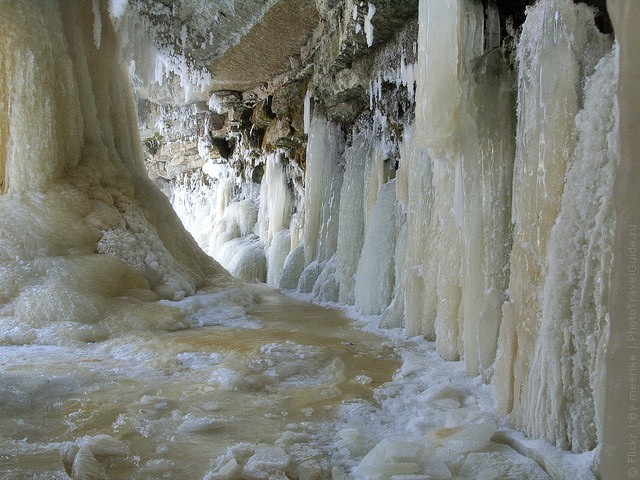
[295,458,322,480]
[457,444,551,480]
[203,458,241,480]
[355,438,425,479]
[241,446,290,480]
[426,423,496,454]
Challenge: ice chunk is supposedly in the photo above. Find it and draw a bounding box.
[357,463,421,479]
[177,416,225,433]
[71,446,108,480]
[356,438,426,479]
[295,459,322,480]
[77,434,128,456]
[457,445,552,480]
[242,446,290,480]
[208,368,244,391]
[204,458,241,480]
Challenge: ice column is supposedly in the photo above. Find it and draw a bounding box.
[258,153,293,245]
[457,2,515,378]
[303,116,344,265]
[0,0,222,343]
[414,0,461,155]
[336,131,368,304]
[355,180,398,315]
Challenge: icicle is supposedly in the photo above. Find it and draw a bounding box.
[92,0,102,49]
[303,88,311,134]
[364,3,376,47]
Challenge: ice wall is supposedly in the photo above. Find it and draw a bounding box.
[492,0,612,451]
[0,0,222,345]
[522,46,618,452]
[281,0,617,454]
[143,0,619,455]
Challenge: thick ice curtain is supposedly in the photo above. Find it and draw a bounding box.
[0,0,222,344]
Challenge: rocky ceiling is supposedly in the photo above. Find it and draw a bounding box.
[131,0,610,104]
[207,0,320,92]
[131,0,321,95]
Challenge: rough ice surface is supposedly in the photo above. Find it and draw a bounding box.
[491,0,614,452]
[522,45,618,452]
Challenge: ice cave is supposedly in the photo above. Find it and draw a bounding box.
[0,0,638,478]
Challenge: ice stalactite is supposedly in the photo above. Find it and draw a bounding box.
[492,0,612,450]
[0,0,222,345]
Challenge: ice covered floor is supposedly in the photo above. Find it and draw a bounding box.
[0,282,595,479]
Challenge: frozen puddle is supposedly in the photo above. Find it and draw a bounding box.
[0,283,587,479]
[0,284,396,479]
